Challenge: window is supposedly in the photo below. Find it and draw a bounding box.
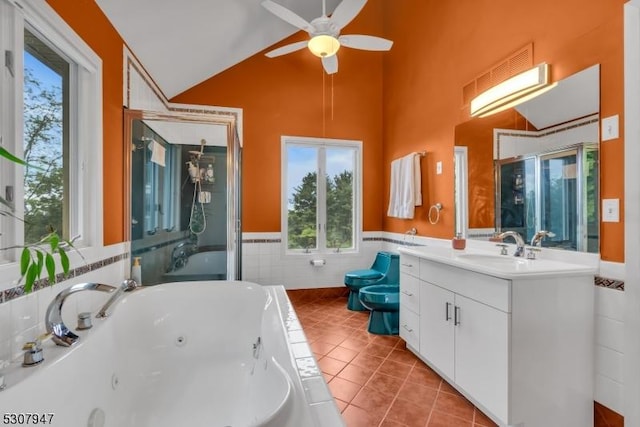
[282,136,361,254]
[0,0,102,269]
[23,27,69,243]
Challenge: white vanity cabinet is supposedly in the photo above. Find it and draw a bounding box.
[399,254,420,349]
[399,250,595,427]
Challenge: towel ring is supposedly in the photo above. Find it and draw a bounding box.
[428,203,443,225]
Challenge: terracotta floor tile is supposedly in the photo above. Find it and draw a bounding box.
[362,342,394,358]
[428,410,473,427]
[316,332,348,346]
[406,365,442,390]
[385,396,432,427]
[310,340,337,356]
[328,376,362,403]
[473,408,498,427]
[377,359,413,380]
[351,386,395,419]
[366,371,406,396]
[334,398,348,413]
[374,334,401,347]
[397,380,439,407]
[387,348,419,366]
[317,356,348,376]
[434,391,475,421]
[351,353,385,371]
[323,372,334,383]
[342,404,384,427]
[327,345,359,363]
[439,379,462,396]
[380,420,409,427]
[340,336,371,351]
[337,363,376,386]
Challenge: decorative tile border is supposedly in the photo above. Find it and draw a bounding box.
[242,238,282,244]
[1,253,129,305]
[595,276,624,291]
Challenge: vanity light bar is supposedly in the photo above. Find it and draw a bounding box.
[470,63,556,118]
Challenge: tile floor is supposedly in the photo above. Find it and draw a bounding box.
[287,289,498,427]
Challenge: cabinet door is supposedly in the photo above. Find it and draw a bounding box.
[419,281,455,380]
[454,294,509,422]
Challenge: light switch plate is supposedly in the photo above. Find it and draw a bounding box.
[601,115,619,141]
[602,198,620,222]
[436,161,442,175]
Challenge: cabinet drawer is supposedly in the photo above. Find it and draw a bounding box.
[400,307,419,349]
[419,259,511,312]
[400,254,420,277]
[400,273,420,314]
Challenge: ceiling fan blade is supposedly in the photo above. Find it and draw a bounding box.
[322,55,338,74]
[339,34,393,51]
[261,0,313,32]
[265,40,309,58]
[330,0,367,30]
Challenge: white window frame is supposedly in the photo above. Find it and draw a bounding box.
[281,135,362,255]
[0,0,102,285]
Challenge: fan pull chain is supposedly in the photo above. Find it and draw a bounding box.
[331,74,335,121]
[322,69,326,136]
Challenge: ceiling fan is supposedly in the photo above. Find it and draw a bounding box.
[261,0,393,74]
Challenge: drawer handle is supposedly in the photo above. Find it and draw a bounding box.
[401,263,413,268]
[401,290,414,297]
[402,324,413,333]
[454,306,461,326]
[445,302,452,321]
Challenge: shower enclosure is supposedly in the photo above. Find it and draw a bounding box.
[496,144,598,252]
[125,109,241,285]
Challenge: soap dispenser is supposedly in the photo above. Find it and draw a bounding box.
[131,257,142,285]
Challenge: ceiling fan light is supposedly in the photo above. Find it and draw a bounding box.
[308,35,340,58]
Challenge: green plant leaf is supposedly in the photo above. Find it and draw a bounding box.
[49,233,59,252]
[45,253,55,284]
[59,248,69,276]
[0,146,27,166]
[25,263,38,293]
[35,251,44,279]
[20,248,30,275]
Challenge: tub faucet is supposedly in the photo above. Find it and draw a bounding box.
[96,279,139,318]
[45,280,139,347]
[530,230,556,247]
[495,231,526,257]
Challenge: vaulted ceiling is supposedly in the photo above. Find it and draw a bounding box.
[95,0,342,99]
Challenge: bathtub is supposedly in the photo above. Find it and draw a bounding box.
[0,281,344,427]
[164,250,227,281]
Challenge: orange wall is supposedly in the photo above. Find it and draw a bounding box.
[172,1,386,232]
[46,0,124,245]
[382,0,625,261]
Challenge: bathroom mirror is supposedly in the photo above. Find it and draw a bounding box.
[454,64,600,252]
[124,109,241,285]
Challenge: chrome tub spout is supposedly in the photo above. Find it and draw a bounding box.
[45,280,140,347]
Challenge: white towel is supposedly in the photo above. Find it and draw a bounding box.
[149,140,166,167]
[387,152,423,219]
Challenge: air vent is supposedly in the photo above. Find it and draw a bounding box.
[462,43,534,107]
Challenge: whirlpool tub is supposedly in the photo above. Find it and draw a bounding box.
[0,281,343,427]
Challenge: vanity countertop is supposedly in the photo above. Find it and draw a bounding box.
[397,245,598,280]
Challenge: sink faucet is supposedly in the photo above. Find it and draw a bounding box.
[530,230,556,247]
[496,231,526,257]
[45,280,139,347]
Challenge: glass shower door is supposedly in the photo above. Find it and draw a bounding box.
[539,150,578,250]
